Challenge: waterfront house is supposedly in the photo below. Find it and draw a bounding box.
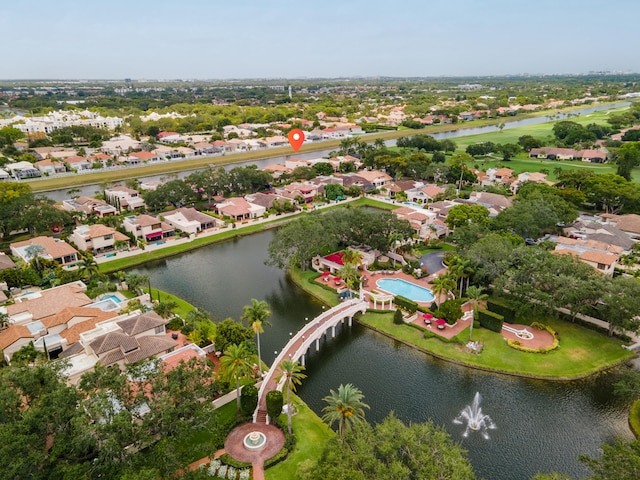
[105,186,146,211]
[69,224,130,255]
[123,214,175,241]
[163,207,218,234]
[11,236,79,266]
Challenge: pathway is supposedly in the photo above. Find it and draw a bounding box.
[254,299,368,423]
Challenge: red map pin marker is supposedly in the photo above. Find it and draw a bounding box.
[288,129,305,152]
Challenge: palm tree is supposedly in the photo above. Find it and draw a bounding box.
[276,359,307,434]
[321,383,370,443]
[374,138,386,150]
[241,299,272,374]
[466,286,488,341]
[78,254,99,282]
[219,343,255,415]
[431,274,456,310]
[337,263,361,294]
[341,248,363,268]
[25,244,45,271]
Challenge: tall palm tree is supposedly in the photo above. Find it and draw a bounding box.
[78,254,100,282]
[241,299,272,374]
[276,359,307,434]
[431,274,456,310]
[466,286,488,341]
[219,343,255,415]
[321,383,370,443]
[337,263,361,294]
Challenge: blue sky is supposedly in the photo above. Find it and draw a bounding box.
[3,0,639,79]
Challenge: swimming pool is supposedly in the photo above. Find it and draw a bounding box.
[101,294,122,304]
[376,278,435,303]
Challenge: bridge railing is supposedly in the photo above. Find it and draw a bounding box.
[254,299,366,422]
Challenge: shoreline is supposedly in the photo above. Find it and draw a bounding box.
[27,101,627,193]
[288,268,634,382]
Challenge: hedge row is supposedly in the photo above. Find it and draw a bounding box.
[477,308,504,333]
[630,399,640,438]
[394,295,418,313]
[487,298,516,324]
[507,322,559,353]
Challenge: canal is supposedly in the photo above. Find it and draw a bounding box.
[132,228,633,480]
[40,102,629,202]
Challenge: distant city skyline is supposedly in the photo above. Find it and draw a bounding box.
[3,0,640,80]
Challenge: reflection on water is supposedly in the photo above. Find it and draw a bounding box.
[134,229,633,480]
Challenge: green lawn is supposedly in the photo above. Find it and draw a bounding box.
[265,395,335,480]
[358,311,634,379]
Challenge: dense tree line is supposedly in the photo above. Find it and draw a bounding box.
[0,359,223,479]
[267,208,414,271]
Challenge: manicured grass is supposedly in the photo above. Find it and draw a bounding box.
[146,287,196,318]
[265,395,335,480]
[289,268,340,307]
[358,311,634,379]
[630,399,640,438]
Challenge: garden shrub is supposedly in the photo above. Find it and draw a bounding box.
[240,384,258,416]
[402,263,414,274]
[477,308,504,333]
[487,298,516,324]
[264,447,290,468]
[266,390,283,421]
[219,453,251,469]
[507,322,559,353]
[393,309,404,325]
[438,299,464,325]
[394,295,418,313]
[166,317,183,331]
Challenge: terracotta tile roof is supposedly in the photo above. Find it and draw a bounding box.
[613,214,640,235]
[580,250,618,265]
[61,316,115,345]
[117,311,165,336]
[91,331,139,355]
[0,324,33,351]
[11,236,78,262]
[130,151,157,160]
[7,283,91,320]
[165,207,215,225]
[0,253,16,271]
[124,336,177,364]
[42,306,116,329]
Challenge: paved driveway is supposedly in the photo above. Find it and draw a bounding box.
[419,251,446,275]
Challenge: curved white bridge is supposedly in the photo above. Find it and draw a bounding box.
[254,298,368,423]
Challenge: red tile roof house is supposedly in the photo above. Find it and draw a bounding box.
[104,186,146,211]
[355,170,393,189]
[275,182,319,204]
[578,149,607,163]
[69,224,130,255]
[64,155,93,171]
[122,214,175,241]
[35,158,66,175]
[162,207,219,235]
[215,197,266,221]
[59,310,178,383]
[553,248,619,276]
[529,147,579,160]
[406,184,445,204]
[11,236,79,266]
[61,196,118,218]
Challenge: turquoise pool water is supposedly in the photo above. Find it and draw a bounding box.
[376,278,435,302]
[101,294,122,303]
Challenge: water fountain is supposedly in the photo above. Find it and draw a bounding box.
[243,431,267,451]
[453,392,496,439]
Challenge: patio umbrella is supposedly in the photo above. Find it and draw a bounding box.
[334,277,342,282]
[423,313,433,319]
[322,271,330,277]
[436,319,446,325]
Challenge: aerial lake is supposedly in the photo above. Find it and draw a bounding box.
[133,229,634,480]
